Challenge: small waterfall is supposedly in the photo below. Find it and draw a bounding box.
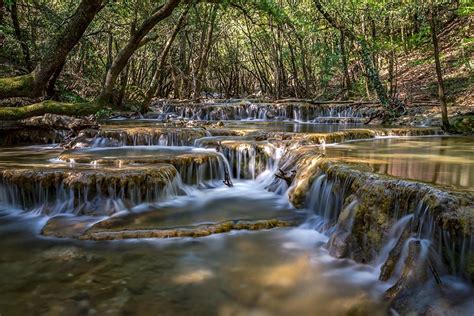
[376,214,414,270]
[301,168,474,283]
[153,101,366,122]
[195,139,279,180]
[304,173,353,232]
[0,167,183,216]
[176,151,232,188]
[88,129,206,147]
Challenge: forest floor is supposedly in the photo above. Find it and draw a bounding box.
[0,16,472,125]
[392,15,473,107]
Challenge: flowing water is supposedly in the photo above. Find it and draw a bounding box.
[0,116,473,315]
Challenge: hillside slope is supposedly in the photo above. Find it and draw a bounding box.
[393,15,473,107]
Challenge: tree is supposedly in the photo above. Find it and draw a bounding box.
[9,0,32,71]
[97,0,182,105]
[429,0,450,130]
[0,0,105,99]
[312,0,400,115]
[142,7,190,112]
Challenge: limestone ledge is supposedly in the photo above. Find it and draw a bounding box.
[41,217,299,240]
[0,164,178,189]
[285,153,473,280]
[58,150,221,166]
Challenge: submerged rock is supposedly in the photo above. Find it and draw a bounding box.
[384,240,430,300]
[81,219,295,240]
[41,214,299,240]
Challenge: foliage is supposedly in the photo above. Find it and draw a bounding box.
[0,0,471,104]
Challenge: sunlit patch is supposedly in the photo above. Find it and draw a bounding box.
[259,255,312,288]
[173,268,214,284]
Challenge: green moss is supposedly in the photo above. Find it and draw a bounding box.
[0,74,35,98]
[0,100,102,120]
[450,115,474,135]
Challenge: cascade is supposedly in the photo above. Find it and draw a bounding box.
[195,137,279,180]
[301,167,474,283]
[0,165,181,215]
[87,128,208,147]
[154,101,366,122]
[304,173,353,231]
[59,146,231,187]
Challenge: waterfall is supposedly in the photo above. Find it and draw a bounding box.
[153,101,366,122]
[0,167,184,216]
[300,167,474,284]
[376,214,415,270]
[304,173,353,232]
[195,139,279,181]
[88,129,206,147]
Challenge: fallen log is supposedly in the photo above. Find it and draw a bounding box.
[0,100,101,120]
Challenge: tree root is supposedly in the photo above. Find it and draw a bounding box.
[275,168,297,186]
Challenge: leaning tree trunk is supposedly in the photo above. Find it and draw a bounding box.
[142,7,189,112]
[10,0,32,71]
[313,0,398,113]
[0,0,104,99]
[429,1,450,131]
[192,4,218,101]
[97,0,182,105]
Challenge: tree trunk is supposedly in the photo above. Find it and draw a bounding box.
[103,27,114,86]
[117,64,130,108]
[192,5,218,100]
[0,0,4,23]
[98,0,182,105]
[339,30,351,96]
[429,1,450,131]
[313,0,396,111]
[10,0,32,71]
[46,60,65,99]
[0,100,101,120]
[0,0,104,99]
[0,0,5,46]
[142,8,189,112]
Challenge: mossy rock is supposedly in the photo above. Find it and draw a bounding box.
[451,114,474,135]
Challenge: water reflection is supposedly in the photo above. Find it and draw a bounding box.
[323,136,474,189]
[103,119,364,133]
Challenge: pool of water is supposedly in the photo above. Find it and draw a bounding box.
[0,205,390,315]
[0,129,473,315]
[323,136,474,189]
[103,119,365,133]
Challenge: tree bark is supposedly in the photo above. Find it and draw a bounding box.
[339,30,351,96]
[313,0,396,111]
[46,60,65,99]
[429,1,450,131]
[10,0,32,71]
[142,7,189,112]
[0,0,104,99]
[0,100,101,120]
[98,0,182,105]
[192,4,218,100]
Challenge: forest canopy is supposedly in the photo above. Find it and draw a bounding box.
[0,0,472,125]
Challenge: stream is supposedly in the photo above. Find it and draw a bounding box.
[0,108,473,315]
